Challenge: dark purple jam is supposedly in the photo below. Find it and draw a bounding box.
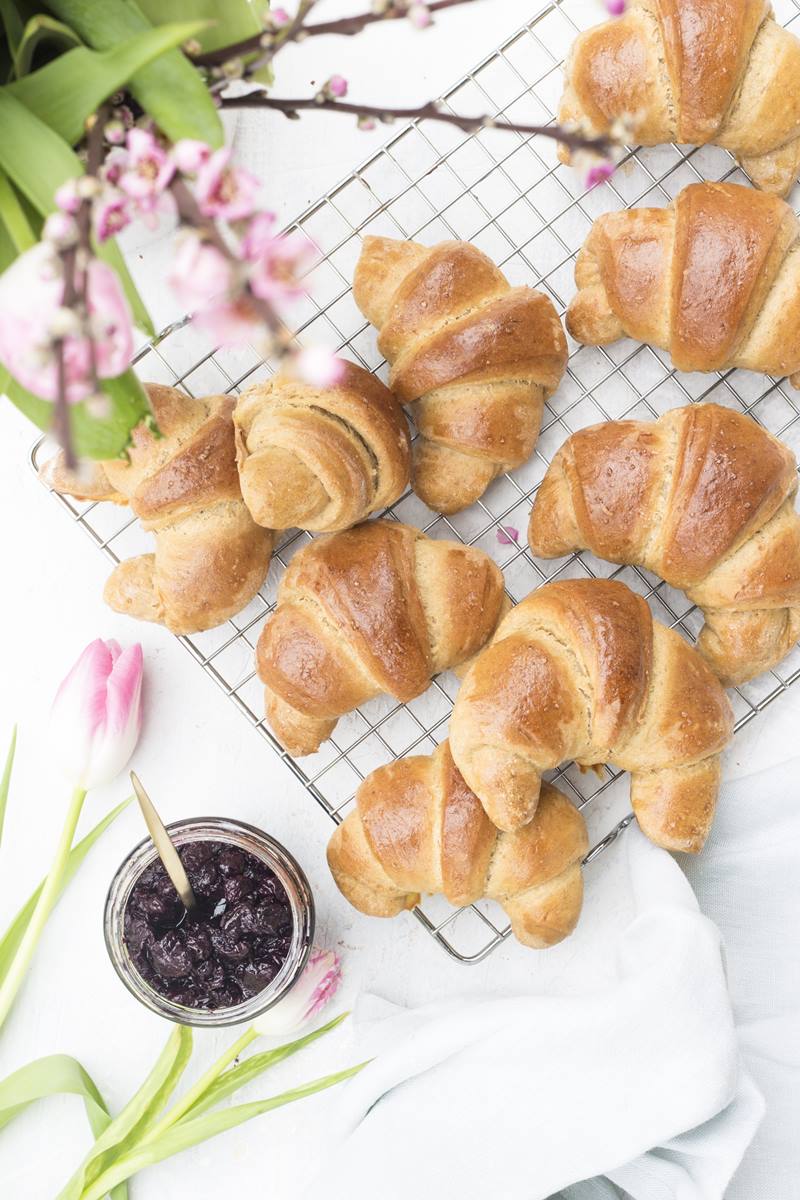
[123,840,293,1011]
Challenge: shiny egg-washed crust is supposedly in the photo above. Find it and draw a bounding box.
[530,404,800,685]
[41,384,273,634]
[233,360,411,533]
[353,236,567,514]
[256,519,507,756]
[559,0,800,195]
[449,579,734,853]
[327,740,588,949]
[567,182,800,384]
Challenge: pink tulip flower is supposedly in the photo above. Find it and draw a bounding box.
[254,949,343,1036]
[49,639,143,789]
[0,244,133,403]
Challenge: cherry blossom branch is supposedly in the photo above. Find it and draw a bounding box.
[220,94,613,155]
[195,0,471,70]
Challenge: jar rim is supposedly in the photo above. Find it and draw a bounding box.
[104,817,315,1028]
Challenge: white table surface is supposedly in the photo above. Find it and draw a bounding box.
[1,2,797,1196]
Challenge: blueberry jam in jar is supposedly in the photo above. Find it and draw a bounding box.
[124,841,294,1011]
[105,819,314,1027]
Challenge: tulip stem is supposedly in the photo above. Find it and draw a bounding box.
[0,786,87,1031]
[143,1026,259,1141]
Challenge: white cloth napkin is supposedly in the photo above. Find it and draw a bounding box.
[307,827,765,1200]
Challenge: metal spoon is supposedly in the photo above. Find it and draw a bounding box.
[129,771,197,912]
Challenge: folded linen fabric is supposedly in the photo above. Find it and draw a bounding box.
[308,829,763,1200]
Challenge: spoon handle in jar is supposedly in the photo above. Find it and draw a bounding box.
[129,771,197,912]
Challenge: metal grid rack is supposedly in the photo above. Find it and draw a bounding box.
[32,0,800,962]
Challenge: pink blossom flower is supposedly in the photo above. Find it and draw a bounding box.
[585,159,616,189]
[408,3,432,29]
[168,233,236,312]
[49,639,143,789]
[326,74,348,98]
[271,6,290,26]
[103,119,126,145]
[118,128,175,201]
[292,346,346,389]
[357,114,377,132]
[172,139,212,174]
[102,148,128,188]
[496,525,520,546]
[43,212,78,248]
[94,190,131,242]
[254,949,342,1035]
[0,245,133,403]
[246,230,314,302]
[54,180,80,214]
[194,296,261,347]
[240,210,279,259]
[604,0,626,13]
[195,147,260,221]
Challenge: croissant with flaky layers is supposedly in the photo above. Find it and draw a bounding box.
[41,384,273,635]
[529,403,800,686]
[566,183,800,385]
[353,235,567,514]
[559,0,800,195]
[233,360,411,533]
[449,579,734,853]
[256,519,508,757]
[327,740,589,949]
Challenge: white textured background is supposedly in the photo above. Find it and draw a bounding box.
[0,2,797,1196]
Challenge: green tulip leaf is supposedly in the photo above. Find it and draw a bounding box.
[0,90,154,335]
[79,1063,367,1200]
[0,726,16,849]
[57,1023,193,1200]
[0,796,131,989]
[12,14,82,78]
[9,20,212,145]
[181,1013,349,1121]
[45,0,223,146]
[0,170,37,251]
[0,0,24,55]
[135,0,266,54]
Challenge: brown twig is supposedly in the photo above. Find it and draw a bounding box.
[220,94,613,155]
[196,0,475,69]
[206,0,317,93]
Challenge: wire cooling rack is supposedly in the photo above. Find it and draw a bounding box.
[32,0,800,962]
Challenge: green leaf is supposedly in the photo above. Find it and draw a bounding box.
[9,20,212,145]
[0,726,16,849]
[135,0,266,54]
[0,0,24,54]
[45,0,223,146]
[57,1024,193,1200]
[0,169,36,251]
[80,1063,367,1200]
[12,14,81,78]
[0,90,154,335]
[0,796,131,988]
[182,1013,349,1121]
[0,1055,129,1200]
[1,366,153,460]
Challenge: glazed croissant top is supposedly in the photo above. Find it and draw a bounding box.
[257,519,507,756]
[530,403,800,685]
[567,182,800,384]
[42,384,273,634]
[353,236,567,514]
[327,740,589,949]
[559,0,800,195]
[449,579,734,853]
[233,361,411,532]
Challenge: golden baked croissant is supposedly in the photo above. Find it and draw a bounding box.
[566,181,800,384]
[41,384,273,634]
[353,235,567,513]
[256,518,507,756]
[327,740,589,949]
[559,0,800,195]
[449,579,734,853]
[567,182,800,384]
[530,404,800,686]
[233,360,411,532]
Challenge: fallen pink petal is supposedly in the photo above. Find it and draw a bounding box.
[497,525,520,546]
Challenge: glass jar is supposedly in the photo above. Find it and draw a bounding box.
[104,817,315,1028]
